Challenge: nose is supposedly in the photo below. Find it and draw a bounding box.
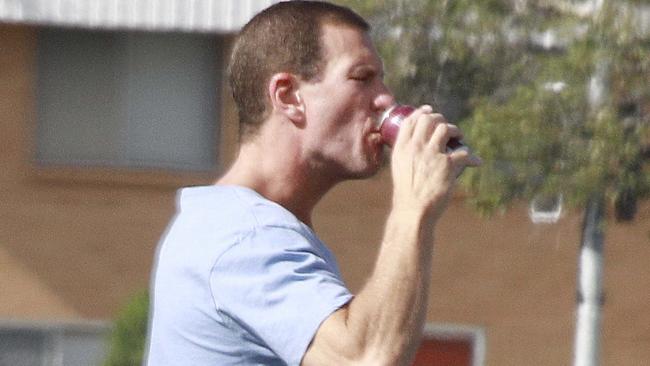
[373,85,395,112]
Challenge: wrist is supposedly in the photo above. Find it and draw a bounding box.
[382,205,437,255]
[391,193,436,219]
[388,201,437,233]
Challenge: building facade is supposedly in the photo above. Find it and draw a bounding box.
[1,0,649,365]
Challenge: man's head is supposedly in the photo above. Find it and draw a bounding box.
[228,1,370,141]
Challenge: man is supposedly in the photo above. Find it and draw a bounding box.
[145,1,481,365]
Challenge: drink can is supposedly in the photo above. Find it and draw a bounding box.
[378,104,465,152]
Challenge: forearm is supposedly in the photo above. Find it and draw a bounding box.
[303,108,479,366]
[345,206,436,365]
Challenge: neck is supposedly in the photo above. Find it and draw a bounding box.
[216,135,339,227]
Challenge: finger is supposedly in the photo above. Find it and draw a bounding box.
[430,123,463,149]
[418,104,434,114]
[446,124,464,142]
[449,146,483,167]
[411,114,437,145]
[415,113,447,144]
[429,122,455,153]
[395,105,434,145]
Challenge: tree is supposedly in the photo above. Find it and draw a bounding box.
[337,0,649,214]
[462,0,650,218]
[103,291,149,366]
[336,0,650,364]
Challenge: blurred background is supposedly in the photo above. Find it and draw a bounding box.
[1,0,648,365]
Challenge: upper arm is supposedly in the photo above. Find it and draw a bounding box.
[301,304,360,366]
[210,225,354,365]
[301,291,415,366]
[301,302,394,366]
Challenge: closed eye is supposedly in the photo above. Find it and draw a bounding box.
[351,76,371,82]
[350,72,375,83]
[349,64,384,84]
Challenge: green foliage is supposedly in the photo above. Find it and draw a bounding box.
[345,0,524,121]
[338,0,650,219]
[104,291,149,366]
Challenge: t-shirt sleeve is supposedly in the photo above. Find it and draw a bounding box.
[209,225,353,365]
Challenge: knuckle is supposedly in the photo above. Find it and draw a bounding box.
[431,113,446,123]
[436,123,450,135]
[415,113,434,124]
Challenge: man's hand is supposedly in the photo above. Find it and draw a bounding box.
[302,107,481,366]
[390,105,481,222]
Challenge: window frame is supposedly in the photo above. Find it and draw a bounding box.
[416,323,487,366]
[29,27,238,187]
[0,319,111,366]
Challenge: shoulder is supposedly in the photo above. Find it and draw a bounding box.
[177,185,302,229]
[172,185,320,259]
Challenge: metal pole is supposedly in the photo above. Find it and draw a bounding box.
[573,196,605,366]
[573,2,609,361]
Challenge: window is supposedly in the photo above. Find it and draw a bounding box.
[412,324,486,366]
[0,322,110,366]
[35,28,223,172]
[0,329,46,366]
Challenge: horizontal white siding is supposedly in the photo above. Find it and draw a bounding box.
[0,0,280,33]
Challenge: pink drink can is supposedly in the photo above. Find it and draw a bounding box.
[378,104,465,151]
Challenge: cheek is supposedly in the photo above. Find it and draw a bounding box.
[319,112,355,139]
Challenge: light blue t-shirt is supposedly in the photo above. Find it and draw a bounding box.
[145,185,353,366]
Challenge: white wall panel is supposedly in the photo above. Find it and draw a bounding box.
[0,0,279,33]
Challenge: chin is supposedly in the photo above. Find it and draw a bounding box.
[325,145,385,181]
[344,156,384,180]
[339,169,377,181]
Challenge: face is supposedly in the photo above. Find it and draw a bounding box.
[297,23,394,181]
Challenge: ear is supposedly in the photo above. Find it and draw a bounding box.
[268,72,305,125]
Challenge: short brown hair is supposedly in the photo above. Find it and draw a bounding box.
[228,1,369,140]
